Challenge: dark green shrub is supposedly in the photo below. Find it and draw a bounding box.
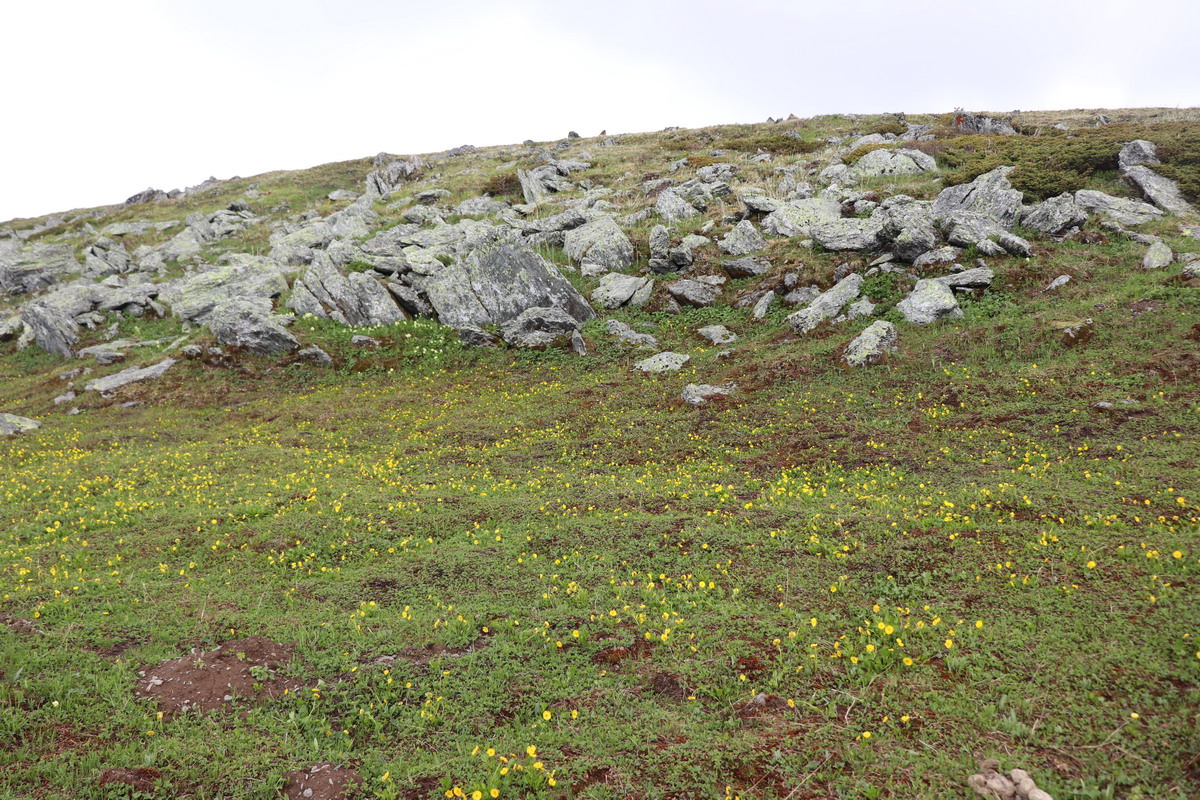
[872,121,907,136]
[723,134,822,155]
[479,171,520,198]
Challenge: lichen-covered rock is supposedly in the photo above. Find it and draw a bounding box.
[205,299,299,355]
[787,274,863,334]
[850,148,936,179]
[1119,140,1160,171]
[1123,165,1196,215]
[295,345,333,367]
[500,306,583,350]
[681,383,733,405]
[591,273,653,309]
[605,319,658,349]
[0,242,77,295]
[723,256,771,278]
[933,166,1023,229]
[842,320,898,366]
[160,255,289,323]
[634,351,690,373]
[809,217,884,252]
[1074,190,1163,226]
[1143,241,1173,269]
[718,220,766,256]
[288,256,406,327]
[0,413,41,436]
[933,267,994,289]
[1022,193,1088,235]
[762,197,841,237]
[667,278,723,307]
[896,279,963,324]
[655,190,699,222]
[564,217,634,271]
[697,325,737,345]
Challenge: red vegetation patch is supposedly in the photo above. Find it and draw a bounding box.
[134,635,303,717]
[282,763,363,800]
[97,768,161,792]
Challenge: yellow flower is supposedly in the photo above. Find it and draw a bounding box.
[944,639,954,649]
[861,731,871,739]
[975,620,983,629]
[381,772,391,783]
[542,710,552,721]
[1086,561,1097,569]
[902,657,913,666]
[526,746,536,757]
[473,792,483,800]
[486,748,496,757]
[490,791,500,799]
[570,709,579,719]
[1130,713,1140,719]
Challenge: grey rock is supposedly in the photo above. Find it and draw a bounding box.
[954,113,1016,135]
[1043,274,1071,292]
[724,256,771,278]
[810,217,885,252]
[288,256,406,327]
[500,306,582,349]
[942,211,1032,256]
[456,195,509,217]
[818,163,856,185]
[564,217,634,271]
[0,314,21,341]
[160,255,289,322]
[1022,193,1088,235]
[667,278,723,307]
[913,246,962,269]
[295,345,333,367]
[933,166,1023,229]
[1075,190,1164,226]
[591,272,653,309]
[783,285,821,306]
[849,148,937,179]
[842,320,898,367]
[0,242,77,295]
[838,297,876,321]
[681,383,733,406]
[874,195,938,262]
[718,220,766,256]
[655,190,700,222]
[53,390,76,405]
[896,279,963,324]
[206,300,298,355]
[412,240,594,330]
[82,238,132,278]
[0,413,41,436]
[1143,241,1173,270]
[648,225,672,273]
[605,319,658,349]
[1123,165,1196,215]
[268,222,336,265]
[933,267,994,289]
[124,187,169,205]
[751,291,775,319]
[697,324,737,345]
[84,359,176,393]
[737,188,780,214]
[351,335,381,348]
[762,197,841,237]
[787,274,863,334]
[1118,140,1160,171]
[634,351,690,373]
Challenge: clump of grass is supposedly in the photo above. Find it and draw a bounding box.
[478,171,521,199]
[722,134,823,155]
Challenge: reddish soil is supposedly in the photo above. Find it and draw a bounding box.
[97,768,161,792]
[134,635,303,717]
[735,692,792,719]
[1,613,42,635]
[282,763,363,800]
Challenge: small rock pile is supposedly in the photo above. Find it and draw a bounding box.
[968,759,1054,800]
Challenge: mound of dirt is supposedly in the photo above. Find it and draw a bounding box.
[283,763,363,800]
[1,613,42,635]
[97,768,161,792]
[134,635,303,716]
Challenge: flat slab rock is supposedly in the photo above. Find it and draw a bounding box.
[283,763,364,800]
[84,359,176,393]
[681,383,734,405]
[634,351,690,373]
[134,635,304,717]
[0,413,41,436]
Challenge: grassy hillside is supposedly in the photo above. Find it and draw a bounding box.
[1,109,1199,800]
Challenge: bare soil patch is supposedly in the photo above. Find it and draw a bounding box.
[282,763,363,800]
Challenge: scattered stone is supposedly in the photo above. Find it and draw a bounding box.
[563,217,634,271]
[751,291,775,320]
[1074,190,1163,226]
[591,273,653,309]
[723,256,771,278]
[1143,241,1173,270]
[655,190,700,222]
[913,246,962,269]
[1043,274,1071,292]
[681,383,733,406]
[605,319,658,349]
[810,217,885,252]
[634,352,690,373]
[667,278,723,307]
[0,413,40,436]
[697,325,737,345]
[933,267,994,290]
[842,320,898,367]
[84,359,176,393]
[207,300,298,355]
[1123,165,1196,215]
[1022,193,1088,235]
[295,345,333,367]
[500,306,583,350]
[896,279,963,324]
[350,335,381,348]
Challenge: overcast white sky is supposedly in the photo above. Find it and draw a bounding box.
[2,0,1197,223]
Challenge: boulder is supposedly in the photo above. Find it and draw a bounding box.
[1022,193,1088,235]
[667,278,723,307]
[1123,165,1196,216]
[933,267,994,290]
[500,306,583,350]
[1143,241,1173,270]
[762,197,841,237]
[1074,190,1164,226]
[634,351,690,373]
[850,148,937,179]
[605,319,658,349]
[751,291,775,319]
[160,255,289,322]
[0,242,78,295]
[591,272,653,309]
[737,188,780,214]
[723,256,771,278]
[84,359,176,393]
[82,238,131,278]
[412,241,594,330]
[563,217,634,271]
[0,314,21,341]
[295,345,334,367]
[810,217,885,252]
[0,413,41,436]
[896,279,963,324]
[933,166,1023,229]
[205,299,299,355]
[942,211,1032,256]
[268,222,336,265]
[954,113,1015,135]
[842,320,898,367]
[1118,140,1160,171]
[18,281,108,357]
[787,274,863,334]
[681,384,733,405]
[913,246,962,269]
[718,221,766,256]
[655,190,700,222]
[288,256,406,326]
[874,195,938,262]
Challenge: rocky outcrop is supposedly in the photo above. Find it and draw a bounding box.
[1,242,77,295]
[563,217,634,271]
[933,166,1023,230]
[787,274,863,334]
[850,148,937,179]
[1022,193,1088,235]
[1123,165,1196,215]
[718,221,766,256]
[1074,190,1163,226]
[159,255,289,322]
[810,217,884,252]
[288,256,406,327]
[762,197,841,237]
[896,279,963,324]
[206,299,299,355]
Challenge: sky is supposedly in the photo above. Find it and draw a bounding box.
[2,0,1198,223]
